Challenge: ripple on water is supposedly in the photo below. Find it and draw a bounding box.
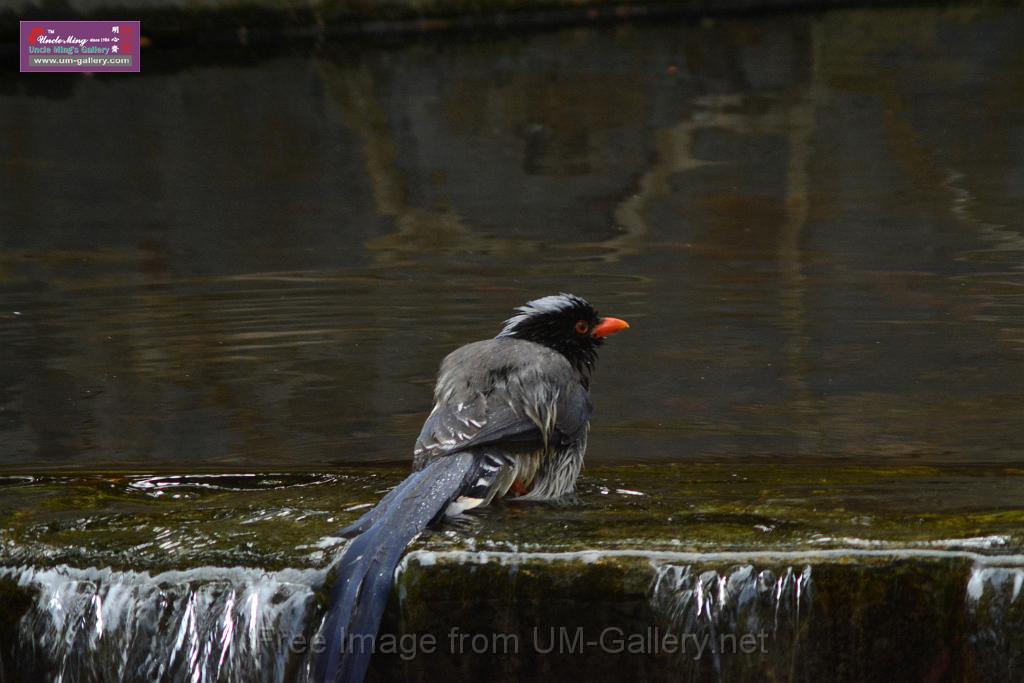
[127,472,343,495]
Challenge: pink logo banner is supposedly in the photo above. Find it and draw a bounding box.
[20,21,140,73]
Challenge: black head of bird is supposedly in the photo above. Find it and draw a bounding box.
[496,292,630,378]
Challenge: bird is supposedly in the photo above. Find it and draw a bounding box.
[315,293,629,683]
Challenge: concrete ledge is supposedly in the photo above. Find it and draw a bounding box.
[2,550,1022,681]
[376,549,1024,681]
[1,466,1022,679]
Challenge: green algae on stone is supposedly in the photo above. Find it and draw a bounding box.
[1,464,1022,572]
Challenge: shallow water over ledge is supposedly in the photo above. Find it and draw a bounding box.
[1,464,1022,571]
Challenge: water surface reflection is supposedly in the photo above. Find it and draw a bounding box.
[1,8,1022,469]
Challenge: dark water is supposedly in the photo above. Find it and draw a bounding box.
[2,7,1023,471]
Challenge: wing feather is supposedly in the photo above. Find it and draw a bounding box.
[412,338,592,470]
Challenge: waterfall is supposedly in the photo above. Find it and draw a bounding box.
[966,565,1024,680]
[649,563,812,677]
[3,552,1023,681]
[0,564,325,683]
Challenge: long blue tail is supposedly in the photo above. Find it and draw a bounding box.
[315,453,477,683]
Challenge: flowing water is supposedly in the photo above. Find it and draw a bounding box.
[1,5,1023,681]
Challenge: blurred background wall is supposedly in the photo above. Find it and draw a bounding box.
[6,0,1008,44]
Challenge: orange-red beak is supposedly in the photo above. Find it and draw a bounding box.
[591,317,630,338]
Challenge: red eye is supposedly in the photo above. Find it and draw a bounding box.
[575,320,590,334]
